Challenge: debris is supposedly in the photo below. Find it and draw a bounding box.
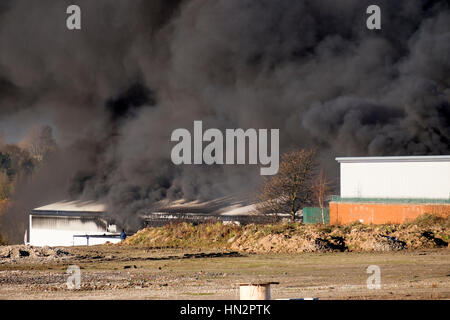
[379,235,407,250]
[421,231,448,247]
[314,236,347,252]
[0,245,71,261]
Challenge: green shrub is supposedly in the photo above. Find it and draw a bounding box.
[411,214,449,228]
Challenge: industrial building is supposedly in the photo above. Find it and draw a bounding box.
[142,197,281,226]
[27,197,274,247]
[28,200,121,246]
[29,155,448,245]
[330,155,450,224]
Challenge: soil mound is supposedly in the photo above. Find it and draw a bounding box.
[124,214,449,253]
[0,245,70,260]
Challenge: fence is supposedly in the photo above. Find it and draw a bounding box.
[302,207,330,224]
[142,213,290,227]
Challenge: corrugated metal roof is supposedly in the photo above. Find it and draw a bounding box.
[32,200,106,214]
[140,196,259,217]
[336,155,450,163]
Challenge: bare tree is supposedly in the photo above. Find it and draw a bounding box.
[20,125,56,161]
[0,171,10,200]
[312,169,333,224]
[257,149,317,222]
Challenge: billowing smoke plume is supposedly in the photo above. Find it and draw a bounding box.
[0,0,449,241]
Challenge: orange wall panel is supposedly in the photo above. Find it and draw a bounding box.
[329,202,450,225]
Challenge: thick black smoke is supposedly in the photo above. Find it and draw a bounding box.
[0,0,449,241]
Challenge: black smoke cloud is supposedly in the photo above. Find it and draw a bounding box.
[0,0,449,241]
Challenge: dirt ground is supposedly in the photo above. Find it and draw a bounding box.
[0,245,449,300]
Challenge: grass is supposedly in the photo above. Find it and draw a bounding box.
[124,221,240,248]
[408,213,450,228]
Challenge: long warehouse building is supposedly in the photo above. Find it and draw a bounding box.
[28,200,121,246]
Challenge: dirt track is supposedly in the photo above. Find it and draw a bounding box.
[0,245,449,300]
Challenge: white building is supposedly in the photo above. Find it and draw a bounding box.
[29,200,121,247]
[336,155,450,200]
[330,155,450,225]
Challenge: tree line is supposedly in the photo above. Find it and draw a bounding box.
[0,125,56,200]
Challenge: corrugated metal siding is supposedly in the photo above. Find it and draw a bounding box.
[29,215,120,247]
[303,207,329,224]
[340,160,450,199]
[31,215,107,232]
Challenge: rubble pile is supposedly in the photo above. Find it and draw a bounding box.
[0,245,70,260]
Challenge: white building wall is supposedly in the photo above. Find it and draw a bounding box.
[339,157,450,199]
[29,215,121,247]
[30,228,121,246]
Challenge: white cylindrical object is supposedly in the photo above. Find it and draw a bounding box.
[239,284,271,300]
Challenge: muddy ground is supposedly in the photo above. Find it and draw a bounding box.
[0,245,449,300]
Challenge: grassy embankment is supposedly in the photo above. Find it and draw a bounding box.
[123,214,449,253]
